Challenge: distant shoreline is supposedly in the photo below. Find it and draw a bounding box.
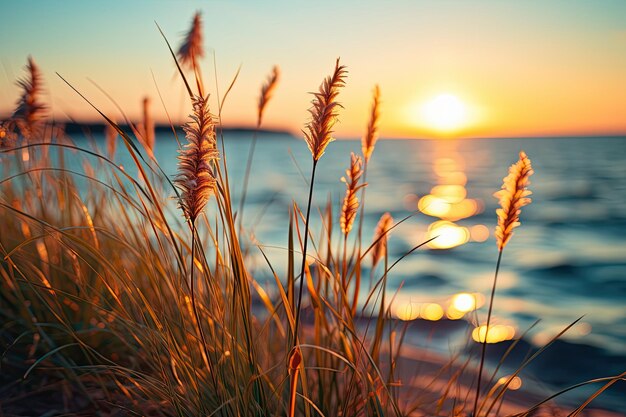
[5,119,625,141]
[54,121,295,138]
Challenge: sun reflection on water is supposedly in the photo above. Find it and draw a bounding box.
[497,375,522,390]
[394,293,487,322]
[394,301,444,321]
[426,221,470,249]
[417,143,487,249]
[452,293,478,312]
[472,324,516,343]
[446,292,484,320]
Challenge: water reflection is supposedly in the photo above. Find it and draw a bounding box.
[394,301,444,321]
[472,324,516,343]
[393,293,484,322]
[452,292,481,312]
[497,375,522,391]
[418,141,485,249]
[447,292,484,320]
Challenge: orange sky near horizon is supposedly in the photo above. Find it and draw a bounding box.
[2,1,626,139]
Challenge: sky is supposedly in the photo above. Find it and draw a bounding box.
[2,0,626,139]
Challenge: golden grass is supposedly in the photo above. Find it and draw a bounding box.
[361,85,380,163]
[371,212,393,269]
[494,151,534,252]
[175,94,219,223]
[239,65,281,225]
[177,11,204,72]
[474,151,534,416]
[340,152,366,236]
[258,66,280,128]
[142,97,155,155]
[104,119,118,158]
[12,56,47,139]
[303,58,347,162]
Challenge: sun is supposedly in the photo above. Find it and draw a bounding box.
[421,93,468,132]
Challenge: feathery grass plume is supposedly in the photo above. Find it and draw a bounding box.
[303,58,347,161]
[361,84,380,163]
[12,56,47,137]
[494,151,534,251]
[175,94,219,223]
[177,11,204,72]
[473,150,533,417]
[371,212,393,267]
[142,97,155,154]
[105,120,118,158]
[238,65,281,226]
[257,65,280,127]
[291,60,348,401]
[340,152,366,235]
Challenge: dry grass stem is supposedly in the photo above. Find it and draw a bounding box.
[340,152,366,236]
[287,347,303,417]
[175,94,219,222]
[12,56,47,137]
[361,85,380,163]
[303,58,347,161]
[474,151,534,417]
[177,11,204,71]
[494,151,534,251]
[105,120,118,158]
[257,66,280,127]
[142,97,155,154]
[371,212,393,267]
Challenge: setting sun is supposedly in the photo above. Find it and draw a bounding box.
[420,94,468,133]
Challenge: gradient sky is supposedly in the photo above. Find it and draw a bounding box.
[2,0,626,139]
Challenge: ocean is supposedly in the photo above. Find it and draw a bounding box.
[80,132,626,411]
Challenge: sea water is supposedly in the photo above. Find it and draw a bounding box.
[57,132,626,410]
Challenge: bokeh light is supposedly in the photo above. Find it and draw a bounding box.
[452,293,477,312]
[497,375,522,390]
[395,302,420,321]
[472,324,516,343]
[427,221,470,249]
[421,303,444,321]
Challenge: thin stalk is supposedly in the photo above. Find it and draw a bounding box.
[189,222,219,414]
[341,233,348,306]
[238,128,259,227]
[288,365,301,417]
[293,159,318,344]
[349,161,368,315]
[473,249,503,417]
[355,162,369,265]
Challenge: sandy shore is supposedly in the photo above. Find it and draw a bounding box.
[392,340,625,416]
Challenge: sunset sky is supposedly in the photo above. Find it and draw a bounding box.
[2,0,625,139]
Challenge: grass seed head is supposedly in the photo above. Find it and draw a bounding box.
[175,94,219,223]
[372,212,393,267]
[362,84,381,162]
[177,11,204,72]
[494,151,534,251]
[340,152,366,235]
[257,66,280,127]
[12,56,47,138]
[303,58,347,161]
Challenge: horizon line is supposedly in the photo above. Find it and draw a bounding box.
[5,118,626,141]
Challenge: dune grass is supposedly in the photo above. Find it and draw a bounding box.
[1,16,624,417]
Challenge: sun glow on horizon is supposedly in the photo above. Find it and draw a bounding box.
[418,93,470,134]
